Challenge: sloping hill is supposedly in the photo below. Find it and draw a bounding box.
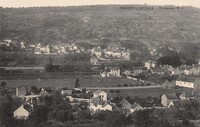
[0,5,200,46]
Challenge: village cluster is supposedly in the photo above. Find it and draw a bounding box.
[13,75,200,120]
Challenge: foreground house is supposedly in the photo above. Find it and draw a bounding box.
[13,104,33,120]
[161,94,179,107]
[176,76,200,89]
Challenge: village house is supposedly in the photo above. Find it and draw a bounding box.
[171,68,181,75]
[144,60,156,69]
[13,104,33,119]
[100,67,121,78]
[175,76,200,89]
[104,49,130,60]
[109,67,121,77]
[88,102,112,113]
[119,99,132,109]
[183,66,200,75]
[93,90,107,101]
[132,67,143,76]
[16,86,27,97]
[161,94,179,107]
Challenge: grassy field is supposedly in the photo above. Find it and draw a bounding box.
[105,87,193,98]
[0,73,98,80]
[0,77,139,89]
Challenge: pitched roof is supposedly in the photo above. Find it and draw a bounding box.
[162,80,170,86]
[93,90,106,95]
[119,99,130,105]
[131,103,143,109]
[23,104,33,112]
[164,94,179,100]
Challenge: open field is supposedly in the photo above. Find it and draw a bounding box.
[0,73,98,80]
[105,87,193,98]
[0,77,140,89]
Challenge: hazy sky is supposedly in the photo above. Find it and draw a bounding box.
[0,0,200,8]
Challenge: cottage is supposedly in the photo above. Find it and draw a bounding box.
[93,90,107,101]
[13,104,33,119]
[161,94,179,107]
[119,99,132,109]
[176,76,200,89]
[109,67,121,77]
[16,86,27,97]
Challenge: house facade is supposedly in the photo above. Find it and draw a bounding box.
[16,86,27,97]
[144,60,156,69]
[176,77,200,89]
[93,90,107,101]
[14,105,32,119]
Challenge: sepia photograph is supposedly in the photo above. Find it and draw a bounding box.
[0,0,200,127]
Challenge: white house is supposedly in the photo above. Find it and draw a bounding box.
[109,67,121,77]
[16,86,27,97]
[93,90,107,101]
[88,103,112,113]
[175,76,200,89]
[13,104,33,119]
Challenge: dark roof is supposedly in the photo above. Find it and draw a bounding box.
[23,104,33,112]
[131,103,143,109]
[170,100,192,108]
[119,99,130,105]
[162,80,170,86]
[165,94,179,99]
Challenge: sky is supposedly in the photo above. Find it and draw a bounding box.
[0,0,200,8]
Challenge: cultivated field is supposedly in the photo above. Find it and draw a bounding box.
[0,77,139,89]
